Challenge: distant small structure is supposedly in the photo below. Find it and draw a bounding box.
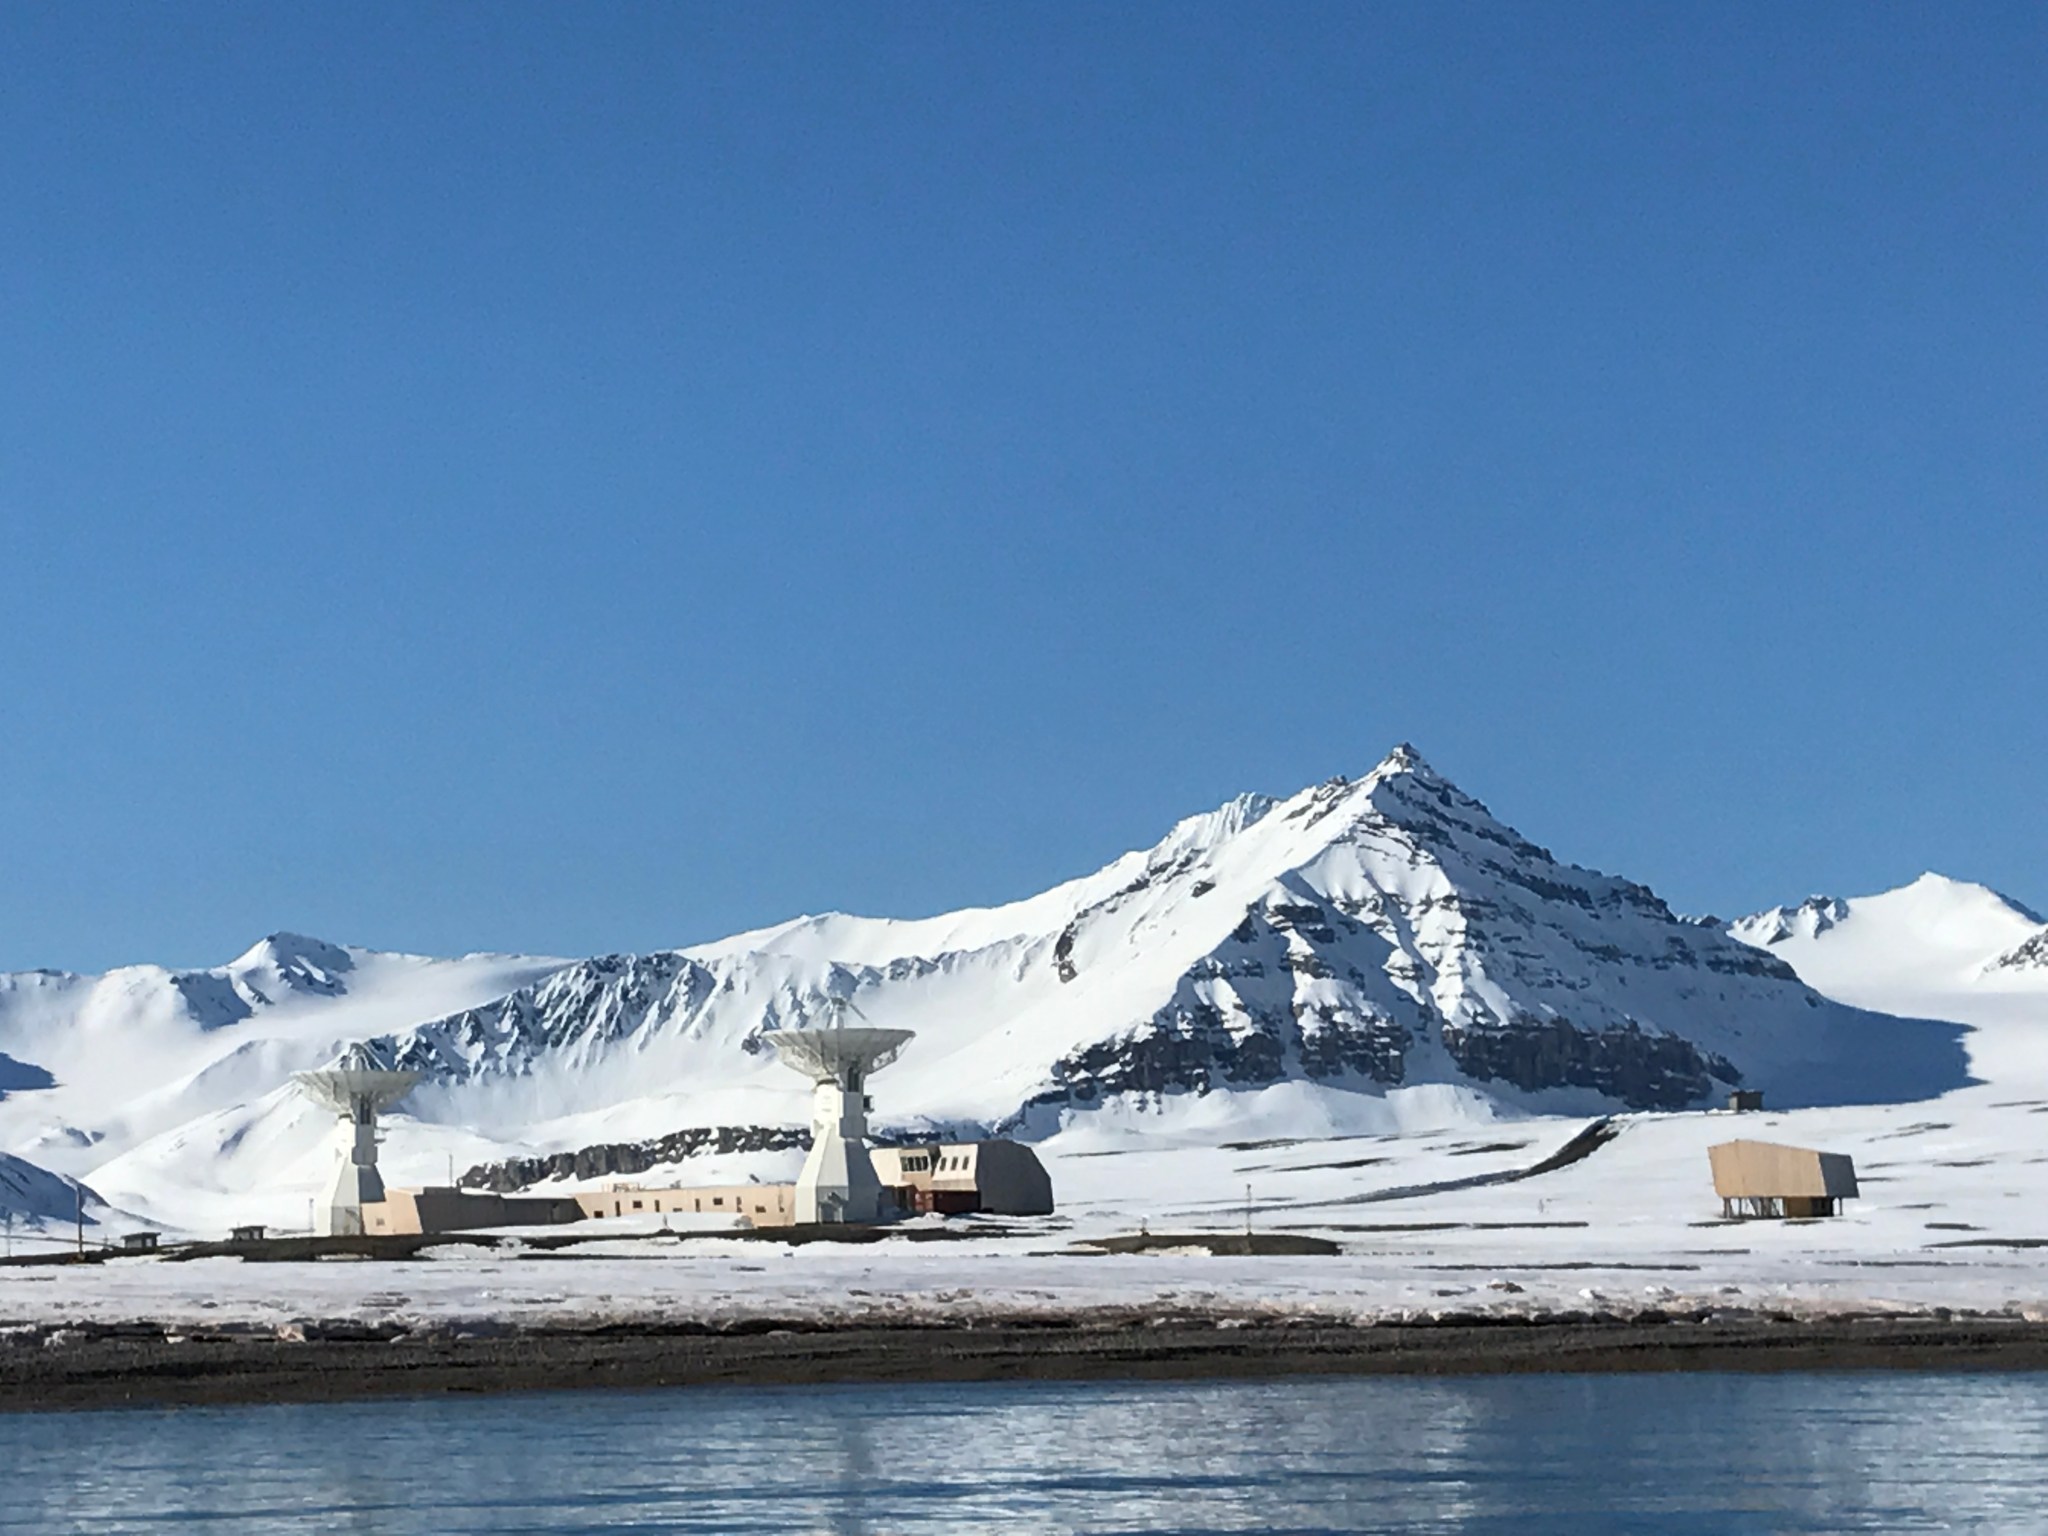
[1709,1139,1858,1219]
[870,1141,1056,1216]
[229,1224,267,1243]
[1726,1090,1765,1113]
[119,1231,160,1251]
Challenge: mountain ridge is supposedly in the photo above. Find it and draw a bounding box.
[354,746,1964,1131]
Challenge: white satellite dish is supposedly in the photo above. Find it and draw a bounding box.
[292,1043,420,1236]
[768,998,913,1225]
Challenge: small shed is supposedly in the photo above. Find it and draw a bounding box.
[1726,1090,1765,1113]
[119,1231,161,1251]
[230,1224,267,1243]
[1709,1139,1858,1218]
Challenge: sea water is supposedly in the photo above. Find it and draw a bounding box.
[3,1372,2045,1533]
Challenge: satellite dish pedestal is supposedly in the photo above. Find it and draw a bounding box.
[770,1024,913,1225]
[292,1044,421,1236]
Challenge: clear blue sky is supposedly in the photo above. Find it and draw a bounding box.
[3,6,2043,973]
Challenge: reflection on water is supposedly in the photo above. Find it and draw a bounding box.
[5,1371,2048,1533]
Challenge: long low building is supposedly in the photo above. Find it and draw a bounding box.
[572,1183,794,1226]
[364,1182,794,1235]
[357,1139,1052,1235]
[365,1187,580,1234]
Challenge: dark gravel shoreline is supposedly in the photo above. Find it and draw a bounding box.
[11,1311,2048,1412]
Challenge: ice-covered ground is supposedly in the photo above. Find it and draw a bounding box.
[9,1077,2048,1329]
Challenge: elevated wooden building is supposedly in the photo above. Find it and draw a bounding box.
[1709,1139,1859,1219]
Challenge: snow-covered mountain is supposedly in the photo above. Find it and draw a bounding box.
[362,747,1968,1136]
[1730,875,2048,1011]
[0,1150,104,1230]
[1729,873,2048,1092]
[0,747,1982,1228]
[0,937,567,1180]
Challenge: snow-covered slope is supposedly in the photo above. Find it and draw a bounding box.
[0,935,568,1182]
[1730,874,2048,1087]
[0,748,1985,1230]
[0,1150,105,1230]
[1731,875,2045,1001]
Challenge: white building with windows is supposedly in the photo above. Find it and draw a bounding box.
[870,1139,1055,1216]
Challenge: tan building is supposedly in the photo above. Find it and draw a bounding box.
[355,1141,1053,1235]
[870,1139,1055,1216]
[572,1182,795,1227]
[1709,1139,1859,1219]
[364,1187,583,1234]
[363,1181,795,1235]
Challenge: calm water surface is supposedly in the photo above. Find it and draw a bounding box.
[5,1372,2046,1533]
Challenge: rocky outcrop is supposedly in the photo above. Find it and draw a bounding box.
[459,1125,809,1191]
[1439,1014,1740,1111]
[0,1052,55,1098]
[1728,897,1850,948]
[377,952,722,1083]
[1991,929,2048,972]
[456,1121,948,1193]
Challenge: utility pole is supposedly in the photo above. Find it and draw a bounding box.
[1244,1183,1253,1238]
[75,1184,84,1257]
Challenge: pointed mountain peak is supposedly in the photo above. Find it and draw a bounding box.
[1364,742,1460,795]
[1265,745,1460,828]
[224,932,356,1000]
[230,931,352,970]
[1358,742,1489,817]
[1376,741,1430,776]
[334,1040,398,1072]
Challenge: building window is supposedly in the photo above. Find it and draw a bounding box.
[713,1196,724,1206]
[632,1200,643,1210]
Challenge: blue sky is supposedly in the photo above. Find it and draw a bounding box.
[2,6,2043,973]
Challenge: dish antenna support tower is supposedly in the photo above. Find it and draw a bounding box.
[292,1043,421,1235]
[768,998,913,1225]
